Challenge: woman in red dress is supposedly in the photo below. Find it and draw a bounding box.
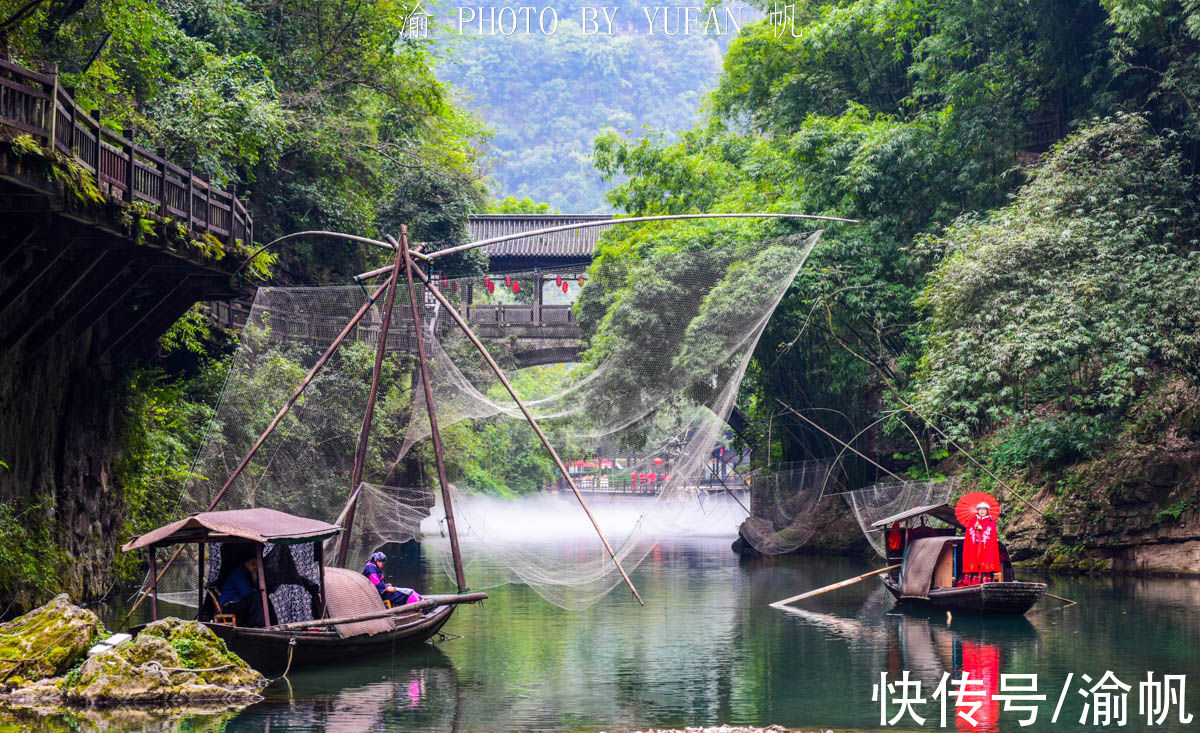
[962,502,1001,585]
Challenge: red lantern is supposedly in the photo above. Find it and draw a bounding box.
[512,281,520,293]
[486,278,495,293]
[562,282,568,293]
[578,276,585,286]
[451,281,458,293]
[505,275,511,287]
[555,275,563,287]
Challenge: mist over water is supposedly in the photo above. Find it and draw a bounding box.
[421,492,748,545]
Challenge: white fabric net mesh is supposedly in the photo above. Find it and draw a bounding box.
[155,231,820,609]
[735,459,843,554]
[844,476,963,557]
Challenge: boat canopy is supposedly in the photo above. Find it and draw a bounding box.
[870,503,963,530]
[122,508,341,551]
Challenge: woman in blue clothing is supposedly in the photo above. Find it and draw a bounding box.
[363,551,422,606]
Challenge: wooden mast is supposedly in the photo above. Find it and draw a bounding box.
[398,227,469,592]
[336,239,405,568]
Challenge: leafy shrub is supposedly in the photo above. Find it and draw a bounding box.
[990,415,1115,470]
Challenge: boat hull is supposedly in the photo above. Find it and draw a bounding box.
[134,605,455,675]
[884,578,1046,615]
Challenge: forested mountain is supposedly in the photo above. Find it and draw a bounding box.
[433,0,745,211]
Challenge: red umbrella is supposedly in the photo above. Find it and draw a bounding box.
[956,491,1000,527]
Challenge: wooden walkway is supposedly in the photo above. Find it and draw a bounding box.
[0,59,252,245]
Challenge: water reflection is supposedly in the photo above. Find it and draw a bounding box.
[230,646,459,733]
[37,540,1200,732]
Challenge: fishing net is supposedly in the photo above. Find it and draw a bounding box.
[735,460,843,554]
[844,476,963,557]
[154,229,820,610]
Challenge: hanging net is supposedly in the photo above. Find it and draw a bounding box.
[843,476,963,557]
[735,459,843,554]
[154,229,821,610]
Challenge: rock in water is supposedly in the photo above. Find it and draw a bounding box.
[0,594,100,685]
[61,618,267,705]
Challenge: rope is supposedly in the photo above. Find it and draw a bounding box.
[279,637,296,680]
[141,660,237,674]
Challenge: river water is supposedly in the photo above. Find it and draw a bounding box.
[194,536,1196,733]
[27,533,1200,731]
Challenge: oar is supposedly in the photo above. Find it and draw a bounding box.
[1044,592,1077,607]
[769,564,901,608]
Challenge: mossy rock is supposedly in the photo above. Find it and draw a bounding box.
[0,594,100,684]
[62,618,266,705]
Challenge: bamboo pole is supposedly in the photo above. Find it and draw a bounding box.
[403,250,645,606]
[1044,592,1077,607]
[399,229,468,593]
[272,592,489,631]
[769,564,901,608]
[118,280,390,629]
[337,241,405,568]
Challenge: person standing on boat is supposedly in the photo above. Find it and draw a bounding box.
[962,502,1001,585]
[363,551,422,606]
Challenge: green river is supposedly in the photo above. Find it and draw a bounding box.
[18,534,1194,731]
[190,537,1197,732]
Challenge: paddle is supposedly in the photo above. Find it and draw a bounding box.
[769,564,902,608]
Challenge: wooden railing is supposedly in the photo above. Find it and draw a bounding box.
[0,59,252,245]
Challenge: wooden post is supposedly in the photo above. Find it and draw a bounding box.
[90,109,101,180]
[532,272,543,324]
[337,239,405,568]
[156,148,168,217]
[185,167,194,231]
[122,128,135,202]
[403,248,645,605]
[148,546,159,622]
[227,183,237,245]
[255,545,270,628]
[399,228,468,592]
[64,87,76,156]
[203,174,211,232]
[43,63,58,152]
[197,542,206,611]
[315,541,328,618]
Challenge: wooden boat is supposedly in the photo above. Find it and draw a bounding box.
[871,504,1046,615]
[122,508,485,674]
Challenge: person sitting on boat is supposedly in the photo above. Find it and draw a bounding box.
[218,554,270,626]
[961,502,1001,586]
[363,551,422,606]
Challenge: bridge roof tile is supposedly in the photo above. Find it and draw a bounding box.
[469,214,613,259]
